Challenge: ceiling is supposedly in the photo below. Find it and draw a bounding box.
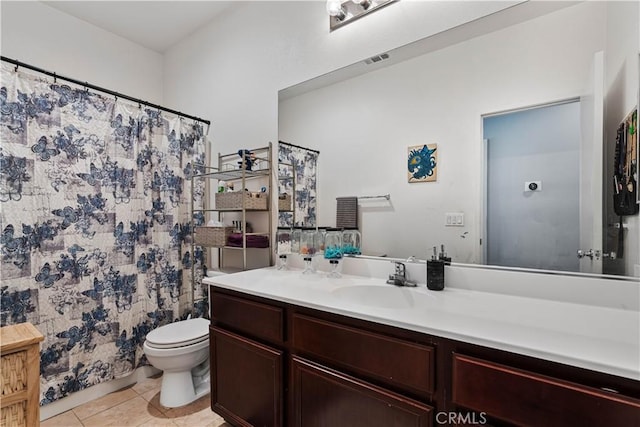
[42,1,237,53]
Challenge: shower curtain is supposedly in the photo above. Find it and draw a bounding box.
[0,64,207,405]
[278,142,318,227]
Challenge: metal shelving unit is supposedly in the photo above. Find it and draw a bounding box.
[191,143,273,273]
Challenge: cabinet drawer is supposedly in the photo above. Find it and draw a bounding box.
[452,353,640,426]
[291,313,434,398]
[211,291,284,344]
[291,356,432,427]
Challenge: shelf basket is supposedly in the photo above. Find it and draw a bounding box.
[215,192,268,210]
[194,226,234,247]
[278,194,292,211]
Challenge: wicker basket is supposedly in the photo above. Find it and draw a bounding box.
[215,192,268,210]
[194,226,234,246]
[278,194,292,211]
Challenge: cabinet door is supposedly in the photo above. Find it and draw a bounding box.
[211,327,283,427]
[291,356,432,427]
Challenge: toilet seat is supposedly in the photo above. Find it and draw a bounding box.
[145,318,209,349]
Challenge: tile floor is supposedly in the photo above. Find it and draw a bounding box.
[41,375,230,427]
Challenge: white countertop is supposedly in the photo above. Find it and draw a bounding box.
[203,267,640,381]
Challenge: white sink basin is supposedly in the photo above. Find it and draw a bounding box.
[331,285,418,309]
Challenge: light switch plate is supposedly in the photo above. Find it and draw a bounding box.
[445,212,464,226]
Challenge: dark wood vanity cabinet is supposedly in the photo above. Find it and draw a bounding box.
[209,287,640,427]
[209,290,285,427]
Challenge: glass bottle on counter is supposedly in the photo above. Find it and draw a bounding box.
[300,227,319,274]
[276,227,292,270]
[316,227,328,256]
[342,228,362,256]
[324,228,343,278]
[291,227,302,255]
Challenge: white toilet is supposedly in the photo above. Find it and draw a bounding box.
[143,317,210,408]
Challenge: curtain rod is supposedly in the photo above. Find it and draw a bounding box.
[278,140,320,154]
[1,56,211,127]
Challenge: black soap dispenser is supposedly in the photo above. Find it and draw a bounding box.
[427,246,445,291]
[438,244,452,265]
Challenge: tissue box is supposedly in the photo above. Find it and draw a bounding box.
[194,226,233,247]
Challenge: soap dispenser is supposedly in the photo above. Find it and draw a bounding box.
[427,246,445,291]
[438,244,452,265]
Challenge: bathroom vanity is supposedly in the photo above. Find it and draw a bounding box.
[204,266,640,426]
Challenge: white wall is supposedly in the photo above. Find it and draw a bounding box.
[162,1,521,157]
[0,1,164,103]
[603,0,640,277]
[280,2,607,263]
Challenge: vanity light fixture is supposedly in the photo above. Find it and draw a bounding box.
[352,0,372,10]
[326,0,347,21]
[327,0,397,32]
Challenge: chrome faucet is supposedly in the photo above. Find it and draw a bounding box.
[386,261,417,287]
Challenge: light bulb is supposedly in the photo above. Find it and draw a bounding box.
[352,0,371,10]
[326,0,346,19]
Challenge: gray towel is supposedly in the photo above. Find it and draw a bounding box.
[336,197,358,229]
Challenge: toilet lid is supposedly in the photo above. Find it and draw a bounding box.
[145,318,209,348]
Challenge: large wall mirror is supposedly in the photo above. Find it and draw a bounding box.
[278,1,639,279]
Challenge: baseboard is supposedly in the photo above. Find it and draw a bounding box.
[40,366,161,421]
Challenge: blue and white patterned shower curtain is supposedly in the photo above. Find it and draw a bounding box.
[0,64,207,405]
[278,143,318,227]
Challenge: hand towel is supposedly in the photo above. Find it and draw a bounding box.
[336,197,358,229]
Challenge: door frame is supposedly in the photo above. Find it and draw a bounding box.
[479,97,581,265]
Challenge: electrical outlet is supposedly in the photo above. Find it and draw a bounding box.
[445,212,464,226]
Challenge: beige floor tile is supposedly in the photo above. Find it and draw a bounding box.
[203,416,229,427]
[132,374,163,396]
[72,387,137,420]
[140,389,168,414]
[136,418,178,427]
[163,395,218,427]
[169,409,221,427]
[41,410,83,427]
[80,396,165,426]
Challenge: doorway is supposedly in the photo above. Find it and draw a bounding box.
[483,100,581,272]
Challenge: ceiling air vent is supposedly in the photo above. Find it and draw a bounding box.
[364,52,390,65]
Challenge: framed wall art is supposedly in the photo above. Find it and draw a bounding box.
[407,143,438,183]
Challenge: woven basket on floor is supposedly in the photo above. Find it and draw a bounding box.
[1,322,43,427]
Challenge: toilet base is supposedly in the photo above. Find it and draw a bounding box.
[159,362,210,408]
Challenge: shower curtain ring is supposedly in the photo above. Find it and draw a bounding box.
[14,64,18,72]
[53,72,57,83]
